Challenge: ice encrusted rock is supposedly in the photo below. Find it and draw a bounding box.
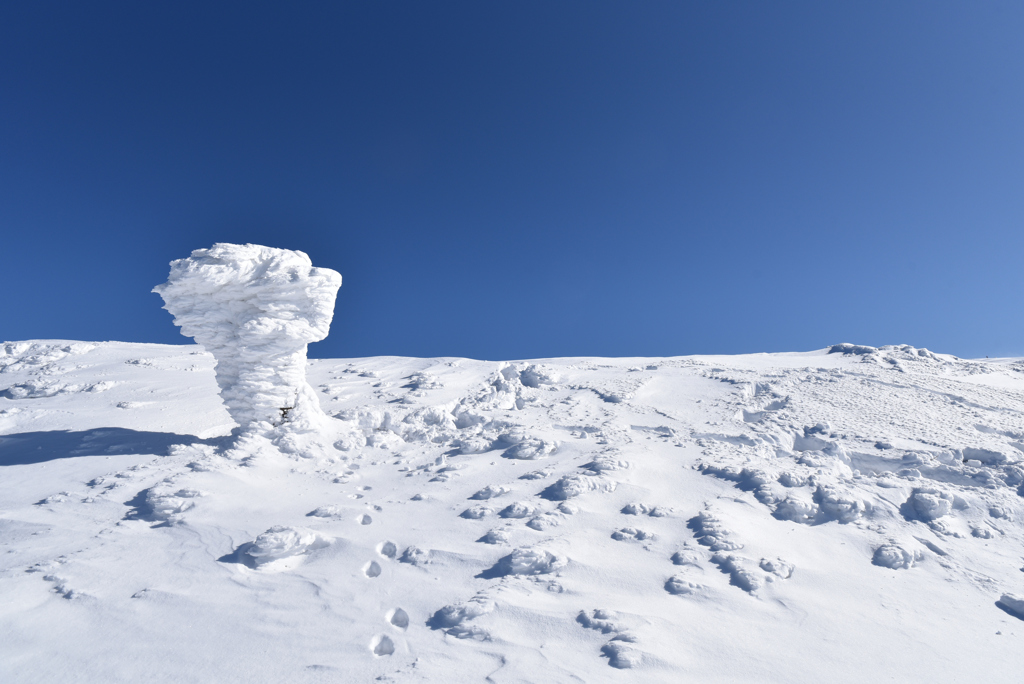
[153,243,341,431]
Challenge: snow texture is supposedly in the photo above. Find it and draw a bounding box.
[152,243,341,431]
[3,338,1024,682]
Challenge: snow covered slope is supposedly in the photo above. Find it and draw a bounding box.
[2,340,1023,682]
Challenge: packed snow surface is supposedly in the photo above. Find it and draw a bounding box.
[2,340,1024,682]
[152,243,341,430]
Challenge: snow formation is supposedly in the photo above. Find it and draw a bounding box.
[2,340,1024,681]
[152,243,341,432]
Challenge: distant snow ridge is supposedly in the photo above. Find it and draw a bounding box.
[153,243,341,431]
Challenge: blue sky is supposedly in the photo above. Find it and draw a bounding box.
[2,2,1022,360]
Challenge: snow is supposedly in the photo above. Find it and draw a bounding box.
[2,338,1024,681]
[152,243,341,432]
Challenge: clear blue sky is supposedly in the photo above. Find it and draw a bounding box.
[2,2,1022,360]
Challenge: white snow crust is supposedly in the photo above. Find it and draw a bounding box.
[152,243,341,431]
[2,340,1024,681]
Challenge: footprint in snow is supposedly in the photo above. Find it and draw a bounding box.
[364,561,381,578]
[370,634,395,656]
[387,608,409,630]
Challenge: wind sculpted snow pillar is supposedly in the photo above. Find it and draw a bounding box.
[153,243,341,432]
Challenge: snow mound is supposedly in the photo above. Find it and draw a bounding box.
[540,473,616,500]
[245,526,328,567]
[905,487,955,522]
[519,365,561,388]
[460,505,493,519]
[147,487,205,524]
[153,243,341,430]
[577,608,624,634]
[481,547,567,577]
[478,529,509,545]
[688,511,743,552]
[872,544,920,570]
[498,502,536,519]
[577,610,642,669]
[428,596,494,639]
[469,485,510,500]
[665,576,704,596]
[998,594,1024,619]
[601,641,641,669]
[502,438,558,460]
[711,553,764,593]
[307,505,344,518]
[398,546,431,566]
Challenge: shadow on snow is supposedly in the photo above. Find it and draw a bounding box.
[0,427,222,466]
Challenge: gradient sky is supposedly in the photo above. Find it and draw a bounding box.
[2,2,1023,360]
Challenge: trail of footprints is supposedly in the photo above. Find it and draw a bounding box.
[364,540,406,657]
